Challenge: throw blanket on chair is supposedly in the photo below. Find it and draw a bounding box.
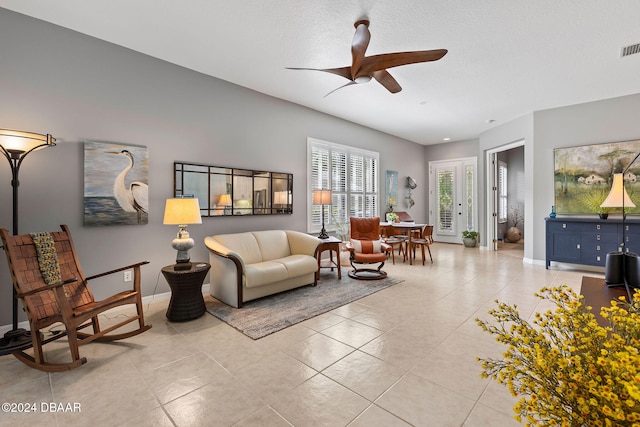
[30,232,61,285]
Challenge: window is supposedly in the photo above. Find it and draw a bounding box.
[308,138,379,234]
[498,161,508,223]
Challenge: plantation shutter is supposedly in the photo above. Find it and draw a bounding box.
[498,161,507,223]
[332,151,348,227]
[307,138,379,234]
[364,156,377,217]
[311,145,329,227]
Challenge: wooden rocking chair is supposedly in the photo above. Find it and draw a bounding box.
[0,225,151,372]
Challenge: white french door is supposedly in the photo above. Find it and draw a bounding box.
[429,158,477,244]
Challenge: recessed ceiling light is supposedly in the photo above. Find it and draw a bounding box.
[443,137,451,141]
[486,119,496,124]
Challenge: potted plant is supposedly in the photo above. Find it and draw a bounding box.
[578,188,612,219]
[462,230,478,247]
[476,286,640,426]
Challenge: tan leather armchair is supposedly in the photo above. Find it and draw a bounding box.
[345,217,391,279]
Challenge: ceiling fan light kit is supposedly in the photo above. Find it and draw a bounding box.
[287,19,447,96]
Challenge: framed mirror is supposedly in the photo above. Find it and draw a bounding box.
[174,162,293,217]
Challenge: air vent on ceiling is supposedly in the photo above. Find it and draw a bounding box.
[621,43,640,58]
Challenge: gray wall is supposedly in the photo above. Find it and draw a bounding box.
[479,94,640,262]
[531,93,640,261]
[0,9,426,325]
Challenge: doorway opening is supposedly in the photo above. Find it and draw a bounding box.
[486,141,525,255]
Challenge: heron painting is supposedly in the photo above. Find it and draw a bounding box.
[84,141,149,226]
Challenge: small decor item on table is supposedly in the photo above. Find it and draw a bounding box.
[163,197,202,270]
[386,212,399,223]
[549,205,556,218]
[462,230,478,247]
[476,285,640,426]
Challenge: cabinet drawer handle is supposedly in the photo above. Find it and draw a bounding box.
[597,224,601,230]
[577,244,581,249]
[597,245,601,251]
[597,235,601,240]
[563,223,567,228]
[597,256,601,261]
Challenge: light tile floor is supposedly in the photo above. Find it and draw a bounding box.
[0,243,596,426]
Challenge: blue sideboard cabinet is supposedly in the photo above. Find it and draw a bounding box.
[545,217,640,269]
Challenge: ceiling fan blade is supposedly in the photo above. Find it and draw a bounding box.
[358,49,448,75]
[351,20,371,79]
[372,70,402,93]
[324,81,358,97]
[286,66,353,81]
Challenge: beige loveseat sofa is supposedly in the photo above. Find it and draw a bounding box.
[204,230,320,308]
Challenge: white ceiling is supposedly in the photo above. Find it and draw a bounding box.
[1,0,639,145]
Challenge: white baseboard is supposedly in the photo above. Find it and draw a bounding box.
[0,283,210,336]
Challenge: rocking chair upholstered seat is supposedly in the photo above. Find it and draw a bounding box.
[345,217,391,280]
[0,225,151,372]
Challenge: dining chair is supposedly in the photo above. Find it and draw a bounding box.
[380,224,406,264]
[408,224,433,265]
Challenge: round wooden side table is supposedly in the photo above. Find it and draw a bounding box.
[161,262,211,322]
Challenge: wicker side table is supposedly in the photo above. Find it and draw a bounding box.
[161,262,211,322]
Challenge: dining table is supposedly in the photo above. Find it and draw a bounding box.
[380,221,426,265]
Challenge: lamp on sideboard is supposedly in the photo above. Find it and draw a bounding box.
[313,189,332,239]
[163,197,202,270]
[601,153,640,299]
[0,128,56,355]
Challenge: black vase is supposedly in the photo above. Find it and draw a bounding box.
[599,213,609,219]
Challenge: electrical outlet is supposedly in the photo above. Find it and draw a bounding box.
[123,270,132,282]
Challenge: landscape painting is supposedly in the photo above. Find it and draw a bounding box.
[84,141,149,226]
[554,139,640,215]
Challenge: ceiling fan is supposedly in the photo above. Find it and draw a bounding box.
[287,20,447,96]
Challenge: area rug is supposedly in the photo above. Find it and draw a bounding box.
[206,269,404,339]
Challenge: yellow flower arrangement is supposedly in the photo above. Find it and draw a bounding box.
[476,285,640,426]
[388,197,396,212]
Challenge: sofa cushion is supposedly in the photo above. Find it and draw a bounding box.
[245,261,289,288]
[278,254,319,278]
[213,232,263,264]
[252,230,291,261]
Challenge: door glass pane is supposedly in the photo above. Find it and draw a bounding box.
[438,169,454,233]
[466,164,475,231]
